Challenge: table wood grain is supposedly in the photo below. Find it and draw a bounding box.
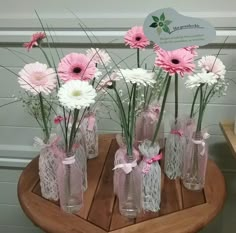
[220,121,236,158]
[18,134,226,233]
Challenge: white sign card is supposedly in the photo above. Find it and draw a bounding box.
[143,8,216,50]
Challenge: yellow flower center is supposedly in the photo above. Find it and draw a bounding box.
[72,90,81,96]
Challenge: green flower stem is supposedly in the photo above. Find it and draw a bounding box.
[203,84,216,110]
[68,109,80,153]
[174,73,178,120]
[129,83,137,156]
[39,93,50,142]
[39,45,68,146]
[151,74,171,145]
[127,85,134,134]
[196,84,204,132]
[190,86,200,118]
[157,73,168,101]
[137,48,140,68]
[113,87,131,154]
[39,46,52,68]
[146,69,163,108]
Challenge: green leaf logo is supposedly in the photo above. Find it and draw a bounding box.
[152,16,159,22]
[149,13,172,35]
[160,13,165,21]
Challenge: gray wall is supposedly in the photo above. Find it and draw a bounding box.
[0,2,236,232]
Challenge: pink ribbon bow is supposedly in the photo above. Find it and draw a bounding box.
[170,129,184,137]
[113,144,140,174]
[87,113,96,131]
[33,136,65,159]
[142,152,163,174]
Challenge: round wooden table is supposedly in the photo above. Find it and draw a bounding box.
[18,134,226,233]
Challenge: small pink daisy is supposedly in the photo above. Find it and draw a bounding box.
[54,115,64,124]
[57,53,97,82]
[198,56,226,78]
[155,48,195,77]
[124,26,150,49]
[96,72,120,92]
[18,62,57,95]
[184,46,199,56]
[86,48,111,65]
[23,32,46,51]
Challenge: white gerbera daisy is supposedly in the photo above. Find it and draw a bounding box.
[18,62,57,95]
[185,72,218,89]
[58,80,96,110]
[198,56,226,78]
[86,48,111,66]
[117,68,155,86]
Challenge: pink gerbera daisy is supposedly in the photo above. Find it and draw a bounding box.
[86,48,111,65]
[155,48,195,77]
[198,56,226,78]
[124,26,150,49]
[18,62,57,95]
[23,32,46,51]
[57,53,97,82]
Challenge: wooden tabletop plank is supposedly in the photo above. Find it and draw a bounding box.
[219,121,236,158]
[159,175,183,216]
[204,160,226,211]
[32,180,41,196]
[110,203,209,233]
[87,139,117,231]
[136,211,160,223]
[23,193,106,233]
[78,134,114,219]
[109,197,134,231]
[181,185,205,209]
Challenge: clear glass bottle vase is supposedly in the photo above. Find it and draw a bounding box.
[135,109,164,148]
[118,164,142,218]
[57,154,83,213]
[114,144,142,218]
[74,134,88,191]
[80,112,98,159]
[182,131,208,190]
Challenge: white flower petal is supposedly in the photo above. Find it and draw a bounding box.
[116,68,155,86]
[58,80,97,110]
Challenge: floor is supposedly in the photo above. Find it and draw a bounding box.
[200,142,236,233]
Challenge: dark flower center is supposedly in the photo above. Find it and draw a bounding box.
[73,67,82,74]
[159,22,164,27]
[136,36,141,41]
[171,59,180,64]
